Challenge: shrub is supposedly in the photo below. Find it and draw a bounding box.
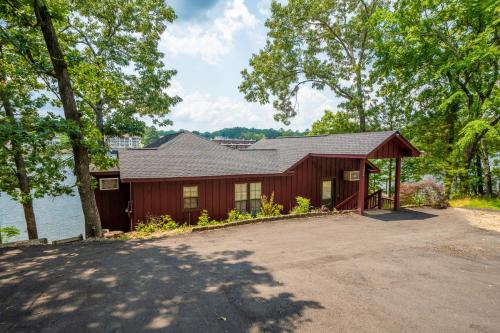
[197,210,211,226]
[197,210,224,226]
[0,226,20,243]
[135,214,178,233]
[400,180,448,208]
[227,209,252,222]
[257,192,283,217]
[161,215,179,231]
[290,196,311,214]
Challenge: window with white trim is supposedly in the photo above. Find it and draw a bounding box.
[249,182,262,213]
[234,183,248,213]
[321,179,333,207]
[183,186,199,209]
[99,178,119,191]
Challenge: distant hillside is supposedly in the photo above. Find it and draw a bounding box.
[142,126,308,146]
[193,127,308,140]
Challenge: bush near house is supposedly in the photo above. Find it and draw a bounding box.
[227,209,252,222]
[135,214,179,233]
[290,196,311,214]
[197,210,224,226]
[400,180,448,208]
[257,192,283,217]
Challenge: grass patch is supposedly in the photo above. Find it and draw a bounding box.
[449,197,500,210]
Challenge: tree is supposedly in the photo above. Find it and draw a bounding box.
[64,0,181,140]
[0,37,70,240]
[240,0,386,131]
[309,110,358,135]
[32,0,103,237]
[141,126,160,146]
[372,0,499,196]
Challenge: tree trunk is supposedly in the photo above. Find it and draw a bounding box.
[480,139,493,196]
[95,98,105,145]
[355,68,366,132]
[33,0,102,237]
[0,71,38,240]
[444,100,458,197]
[475,154,483,196]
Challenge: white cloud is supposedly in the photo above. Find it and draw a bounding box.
[257,0,272,16]
[164,81,340,132]
[161,0,257,64]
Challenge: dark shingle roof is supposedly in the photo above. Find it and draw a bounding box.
[249,131,396,170]
[119,132,281,180]
[145,132,182,148]
[117,130,405,180]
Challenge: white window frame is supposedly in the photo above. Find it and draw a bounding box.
[99,178,119,191]
[183,185,199,210]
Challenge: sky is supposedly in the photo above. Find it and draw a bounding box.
[159,0,341,132]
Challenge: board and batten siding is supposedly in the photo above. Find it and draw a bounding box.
[129,156,364,227]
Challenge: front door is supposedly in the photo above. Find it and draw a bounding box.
[321,179,335,209]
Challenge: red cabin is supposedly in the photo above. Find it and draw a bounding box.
[92,131,420,231]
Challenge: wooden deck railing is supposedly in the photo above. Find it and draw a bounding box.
[335,190,395,212]
[334,192,358,211]
[380,196,394,209]
[365,189,382,209]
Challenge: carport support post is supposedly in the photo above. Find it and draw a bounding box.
[358,159,366,215]
[394,157,401,210]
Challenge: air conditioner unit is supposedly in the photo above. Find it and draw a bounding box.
[343,171,360,181]
[99,178,119,190]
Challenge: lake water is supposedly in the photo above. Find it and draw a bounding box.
[0,173,85,243]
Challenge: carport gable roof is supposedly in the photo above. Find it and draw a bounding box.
[117,130,418,181]
[249,130,419,171]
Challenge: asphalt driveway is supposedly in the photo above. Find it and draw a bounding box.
[1,208,499,332]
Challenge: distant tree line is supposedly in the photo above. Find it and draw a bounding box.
[141,126,308,146]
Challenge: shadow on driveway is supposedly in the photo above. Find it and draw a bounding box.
[364,208,438,222]
[0,241,323,332]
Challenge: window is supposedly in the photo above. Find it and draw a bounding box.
[234,182,262,213]
[234,183,248,212]
[249,182,262,213]
[321,180,333,207]
[183,186,199,209]
[99,178,119,191]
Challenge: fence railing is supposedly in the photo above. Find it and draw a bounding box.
[335,190,395,211]
[335,192,358,211]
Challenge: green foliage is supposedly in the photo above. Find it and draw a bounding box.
[240,0,385,130]
[65,0,181,138]
[371,0,499,196]
[0,226,20,243]
[194,127,308,140]
[197,210,211,226]
[141,126,161,146]
[257,192,283,217]
[135,214,178,233]
[196,210,224,226]
[0,39,73,204]
[310,110,360,135]
[449,197,500,211]
[227,209,252,222]
[290,196,311,215]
